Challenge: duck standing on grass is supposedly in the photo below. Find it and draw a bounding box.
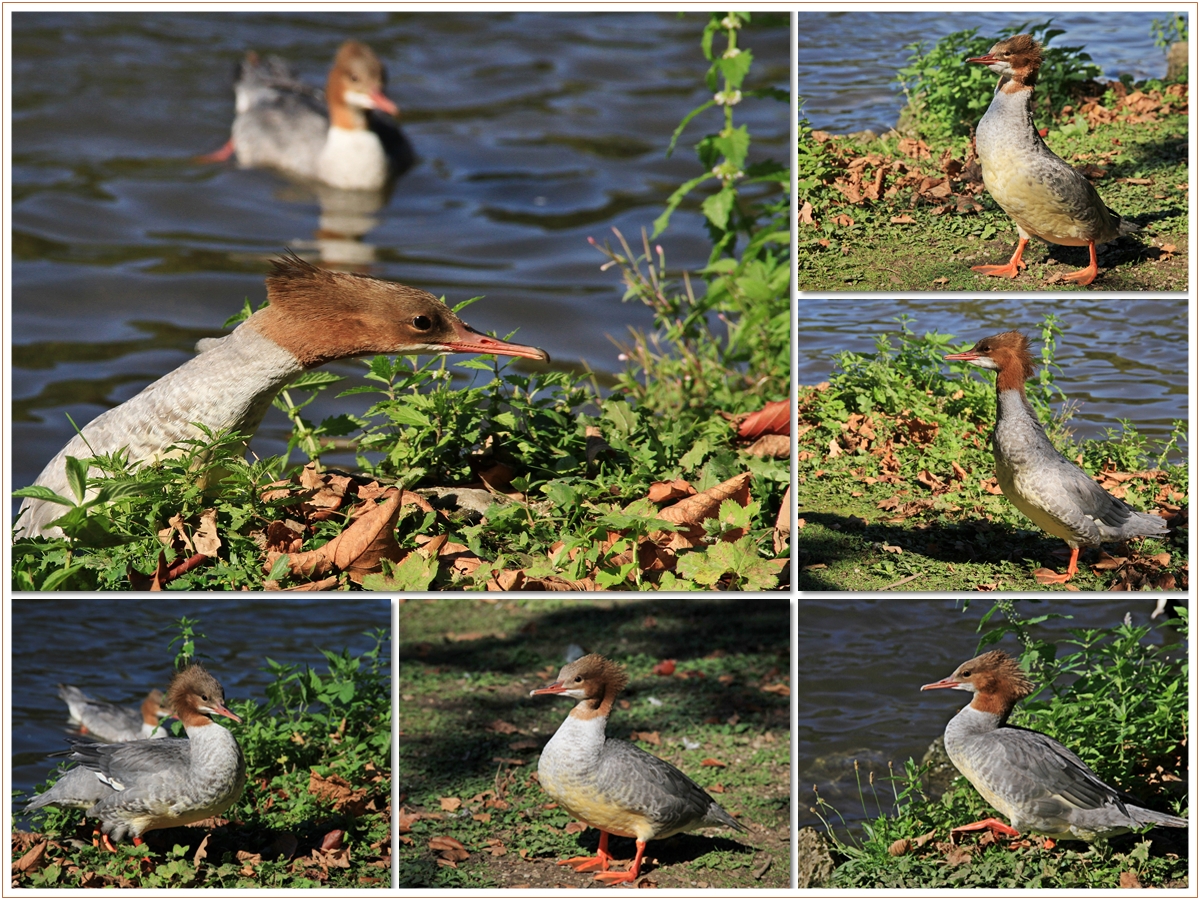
[57,684,171,743]
[967,33,1139,286]
[16,252,549,538]
[530,654,747,885]
[26,664,246,849]
[922,650,1188,844]
[944,331,1169,584]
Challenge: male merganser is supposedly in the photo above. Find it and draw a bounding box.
[26,664,247,845]
[58,685,170,743]
[531,654,747,885]
[921,650,1187,842]
[967,34,1139,286]
[944,331,1168,583]
[205,41,413,190]
[17,253,549,538]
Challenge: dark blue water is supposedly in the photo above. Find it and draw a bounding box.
[798,597,1186,832]
[10,11,790,513]
[799,11,1181,134]
[10,596,391,817]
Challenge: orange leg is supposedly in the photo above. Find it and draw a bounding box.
[1034,546,1080,585]
[951,818,1020,841]
[972,237,1028,279]
[557,830,613,873]
[593,839,647,885]
[195,139,236,164]
[1062,241,1099,286]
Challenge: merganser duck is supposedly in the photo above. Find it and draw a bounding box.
[944,331,1168,584]
[26,664,247,845]
[17,252,549,538]
[967,34,1139,286]
[58,685,170,743]
[530,654,747,885]
[204,41,413,190]
[921,650,1187,843]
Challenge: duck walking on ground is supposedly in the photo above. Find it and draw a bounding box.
[202,41,413,190]
[531,654,747,885]
[17,252,548,538]
[922,650,1187,843]
[944,331,1168,583]
[26,664,247,847]
[967,34,1139,286]
[58,685,171,743]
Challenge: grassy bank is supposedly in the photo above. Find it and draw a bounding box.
[397,598,790,888]
[813,601,1189,888]
[798,24,1188,291]
[12,623,391,888]
[13,12,789,592]
[796,318,1188,591]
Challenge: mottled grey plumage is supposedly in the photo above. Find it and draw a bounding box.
[227,42,413,189]
[25,665,246,843]
[590,736,746,837]
[993,387,1169,549]
[975,85,1136,248]
[17,325,302,538]
[924,651,1187,842]
[58,685,169,743]
[944,703,1187,841]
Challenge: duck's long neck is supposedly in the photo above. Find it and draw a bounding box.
[977,76,1044,167]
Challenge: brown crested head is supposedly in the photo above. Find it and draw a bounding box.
[140,688,169,727]
[251,253,549,368]
[969,33,1043,87]
[922,650,1036,716]
[530,654,629,717]
[944,330,1036,393]
[168,664,241,726]
[328,41,398,125]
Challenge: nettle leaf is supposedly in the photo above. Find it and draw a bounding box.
[701,186,737,230]
[12,484,74,505]
[717,49,753,89]
[713,125,750,170]
[388,405,432,428]
[602,400,638,437]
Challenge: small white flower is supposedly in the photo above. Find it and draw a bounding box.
[713,89,742,107]
[720,14,742,29]
[722,47,742,59]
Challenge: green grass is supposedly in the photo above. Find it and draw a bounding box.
[13,13,789,593]
[814,601,1189,889]
[397,598,790,888]
[13,623,391,888]
[797,317,1188,591]
[799,74,1188,291]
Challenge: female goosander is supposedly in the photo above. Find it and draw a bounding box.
[531,654,747,885]
[26,664,246,846]
[58,685,170,743]
[17,252,548,538]
[922,650,1187,842]
[968,34,1138,286]
[208,41,413,190]
[944,331,1168,583]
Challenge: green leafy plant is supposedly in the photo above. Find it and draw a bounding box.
[16,622,391,888]
[815,602,1188,888]
[896,21,1102,141]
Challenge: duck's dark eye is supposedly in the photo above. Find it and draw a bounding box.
[574,676,583,683]
[960,670,971,677]
[412,315,432,331]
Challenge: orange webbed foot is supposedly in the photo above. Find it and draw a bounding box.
[1061,241,1100,286]
[971,262,1024,278]
[558,854,609,873]
[194,140,236,164]
[951,817,1021,842]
